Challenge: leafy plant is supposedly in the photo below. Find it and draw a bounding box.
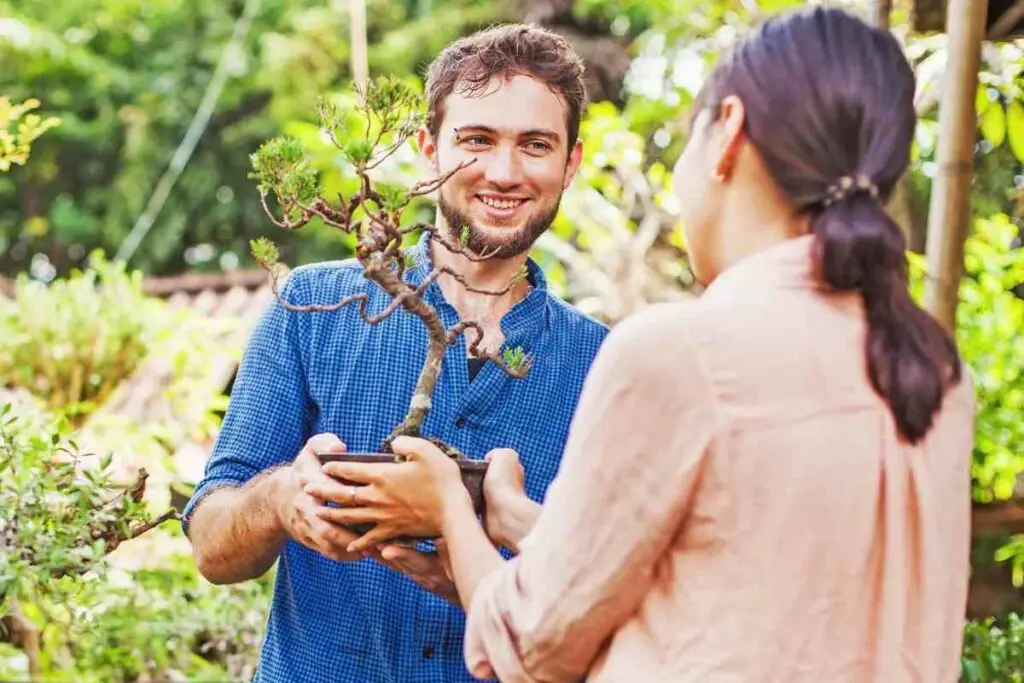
[250,76,533,455]
[961,614,1024,682]
[0,96,59,172]
[909,214,1024,504]
[0,403,177,677]
[0,252,174,422]
[0,549,271,682]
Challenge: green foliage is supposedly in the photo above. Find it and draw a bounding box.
[0,548,270,682]
[0,405,152,608]
[249,136,320,208]
[502,345,531,374]
[909,215,1024,504]
[0,96,59,172]
[0,0,500,277]
[0,252,172,421]
[961,614,1024,682]
[250,236,280,268]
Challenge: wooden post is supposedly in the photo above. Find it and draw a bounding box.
[870,0,892,29]
[349,0,369,87]
[923,0,987,331]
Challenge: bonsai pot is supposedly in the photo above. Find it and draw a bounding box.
[315,451,488,540]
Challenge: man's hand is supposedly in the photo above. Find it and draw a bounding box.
[305,436,466,553]
[482,449,540,554]
[376,543,460,605]
[275,433,364,562]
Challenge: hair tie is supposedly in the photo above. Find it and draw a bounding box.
[822,174,879,207]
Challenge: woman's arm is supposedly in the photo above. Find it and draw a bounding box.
[460,306,716,682]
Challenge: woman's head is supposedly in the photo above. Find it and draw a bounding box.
[675,6,961,444]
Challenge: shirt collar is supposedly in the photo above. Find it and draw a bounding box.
[702,235,821,298]
[404,231,549,336]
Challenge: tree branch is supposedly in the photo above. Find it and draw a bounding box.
[260,261,371,313]
[436,265,526,296]
[259,193,314,231]
[405,159,476,199]
[445,321,534,378]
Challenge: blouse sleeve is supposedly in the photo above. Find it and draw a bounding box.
[464,304,717,682]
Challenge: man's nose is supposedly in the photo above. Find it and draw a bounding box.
[483,145,524,187]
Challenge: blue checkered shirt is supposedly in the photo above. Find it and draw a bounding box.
[182,234,608,682]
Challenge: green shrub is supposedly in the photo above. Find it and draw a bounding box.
[909,214,1024,504]
[962,614,1024,682]
[0,253,171,422]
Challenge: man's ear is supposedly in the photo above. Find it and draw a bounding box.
[418,127,439,174]
[562,139,584,190]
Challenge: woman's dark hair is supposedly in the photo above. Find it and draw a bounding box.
[694,7,961,444]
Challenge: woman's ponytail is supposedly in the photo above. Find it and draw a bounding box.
[812,180,961,443]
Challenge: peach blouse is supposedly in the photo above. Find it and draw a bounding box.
[464,236,975,682]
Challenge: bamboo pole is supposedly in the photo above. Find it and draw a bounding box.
[923,0,987,331]
[988,0,1024,39]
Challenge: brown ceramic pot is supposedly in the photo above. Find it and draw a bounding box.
[314,451,488,540]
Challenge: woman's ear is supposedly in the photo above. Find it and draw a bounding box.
[711,95,747,182]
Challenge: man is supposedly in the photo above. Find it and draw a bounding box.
[182,23,608,683]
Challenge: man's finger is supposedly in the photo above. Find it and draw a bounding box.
[390,435,444,462]
[321,461,385,485]
[303,477,363,505]
[347,525,394,554]
[305,433,348,456]
[379,544,429,567]
[314,505,382,526]
[311,519,358,549]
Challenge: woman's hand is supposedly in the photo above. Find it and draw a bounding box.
[304,436,469,553]
[482,448,540,553]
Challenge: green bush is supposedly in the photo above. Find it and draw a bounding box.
[962,614,1024,682]
[909,214,1024,504]
[0,253,171,421]
[0,551,271,682]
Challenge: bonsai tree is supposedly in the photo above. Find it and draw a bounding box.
[249,76,533,459]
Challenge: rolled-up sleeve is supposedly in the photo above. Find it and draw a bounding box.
[464,304,716,682]
[181,273,314,535]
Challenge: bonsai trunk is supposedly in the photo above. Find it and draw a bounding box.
[365,258,449,447]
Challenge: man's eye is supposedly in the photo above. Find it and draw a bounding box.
[525,141,552,152]
[461,135,489,146]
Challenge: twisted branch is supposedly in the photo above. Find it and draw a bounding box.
[259,193,314,230]
[446,321,534,379]
[434,265,525,297]
[405,158,476,199]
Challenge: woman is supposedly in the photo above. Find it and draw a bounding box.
[330,7,976,681]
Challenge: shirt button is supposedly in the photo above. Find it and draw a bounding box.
[455,416,467,428]
[423,645,435,659]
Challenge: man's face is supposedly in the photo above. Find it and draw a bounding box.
[420,74,583,259]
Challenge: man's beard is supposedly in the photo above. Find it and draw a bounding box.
[436,189,561,259]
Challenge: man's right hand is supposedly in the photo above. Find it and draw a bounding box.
[274,433,364,562]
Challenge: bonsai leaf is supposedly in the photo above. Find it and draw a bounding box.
[342,139,375,167]
[249,136,319,206]
[376,182,408,213]
[249,237,279,268]
[460,225,471,246]
[403,250,420,271]
[502,346,533,374]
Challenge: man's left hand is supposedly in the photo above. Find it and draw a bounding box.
[304,436,465,552]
